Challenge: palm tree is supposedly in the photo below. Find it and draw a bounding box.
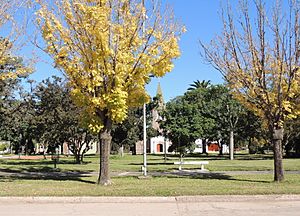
[188,80,211,91]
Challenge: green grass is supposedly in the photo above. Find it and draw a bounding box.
[0,154,299,196]
[1,154,300,172]
[0,174,299,196]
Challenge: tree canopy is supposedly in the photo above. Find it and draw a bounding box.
[161,83,247,159]
[36,0,183,185]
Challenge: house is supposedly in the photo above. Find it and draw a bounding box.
[194,139,229,154]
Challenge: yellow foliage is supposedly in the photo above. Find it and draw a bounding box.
[37,0,183,131]
[0,39,32,82]
[228,58,300,128]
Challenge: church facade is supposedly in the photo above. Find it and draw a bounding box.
[135,82,172,154]
[149,82,173,154]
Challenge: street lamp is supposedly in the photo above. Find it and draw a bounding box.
[142,0,147,177]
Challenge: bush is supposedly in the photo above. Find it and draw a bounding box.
[0,143,9,152]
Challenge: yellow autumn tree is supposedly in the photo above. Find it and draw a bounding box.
[201,0,299,182]
[0,0,31,82]
[36,0,183,185]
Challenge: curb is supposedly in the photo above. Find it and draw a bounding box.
[175,194,300,202]
[0,196,176,204]
[0,195,300,204]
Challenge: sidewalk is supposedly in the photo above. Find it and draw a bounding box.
[0,195,300,216]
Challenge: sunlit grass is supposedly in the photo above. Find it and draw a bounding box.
[0,174,299,196]
[0,154,299,196]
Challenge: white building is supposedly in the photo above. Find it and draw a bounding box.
[193,139,207,153]
[148,83,173,154]
[150,136,172,154]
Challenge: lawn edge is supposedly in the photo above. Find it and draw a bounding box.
[0,195,300,204]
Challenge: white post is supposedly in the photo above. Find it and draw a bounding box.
[143,103,147,176]
[164,137,167,163]
[229,131,234,160]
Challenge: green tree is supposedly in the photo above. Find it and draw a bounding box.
[207,85,244,159]
[0,46,32,153]
[184,85,245,158]
[284,117,300,157]
[0,38,31,138]
[3,80,37,154]
[111,108,141,156]
[34,76,95,163]
[160,95,215,159]
[236,110,266,154]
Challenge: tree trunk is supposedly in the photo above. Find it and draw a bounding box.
[272,127,284,182]
[97,119,112,185]
[248,137,256,154]
[118,145,124,157]
[131,145,136,155]
[229,131,234,160]
[80,152,85,163]
[218,140,223,155]
[75,152,81,164]
[179,153,183,162]
[202,139,207,155]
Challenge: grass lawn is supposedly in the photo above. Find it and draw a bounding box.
[0,154,299,196]
[0,175,299,196]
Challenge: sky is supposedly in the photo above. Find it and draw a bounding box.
[25,0,225,102]
[146,0,224,101]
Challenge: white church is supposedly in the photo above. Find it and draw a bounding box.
[148,83,172,154]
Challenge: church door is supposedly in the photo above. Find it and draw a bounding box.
[157,144,163,153]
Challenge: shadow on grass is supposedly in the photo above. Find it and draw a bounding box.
[0,159,91,166]
[162,153,274,161]
[129,162,174,166]
[0,175,95,184]
[156,172,271,183]
[0,167,96,184]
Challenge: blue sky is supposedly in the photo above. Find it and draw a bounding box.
[26,0,225,101]
[147,0,224,101]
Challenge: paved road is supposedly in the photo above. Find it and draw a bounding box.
[0,195,300,216]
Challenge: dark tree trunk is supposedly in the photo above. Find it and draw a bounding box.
[272,127,284,182]
[75,152,81,164]
[131,145,137,155]
[80,152,85,163]
[248,137,256,154]
[218,140,223,155]
[202,139,207,155]
[97,119,112,185]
